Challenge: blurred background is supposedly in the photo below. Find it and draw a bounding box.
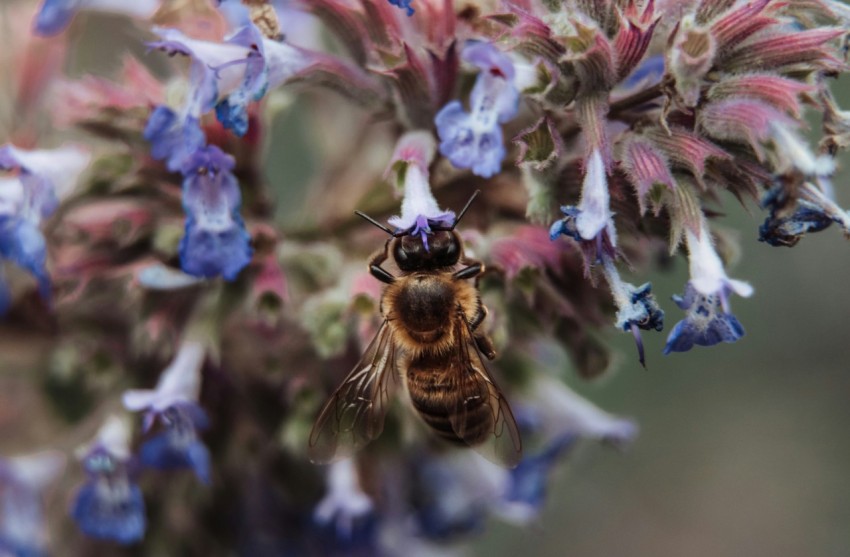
[2,1,850,556]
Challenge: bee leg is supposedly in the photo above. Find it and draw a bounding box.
[469,303,488,330]
[474,333,497,360]
[453,259,485,281]
[469,304,497,360]
[368,240,395,284]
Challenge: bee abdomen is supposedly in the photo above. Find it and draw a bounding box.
[407,365,493,446]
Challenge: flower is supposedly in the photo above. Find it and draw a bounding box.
[758,183,850,247]
[664,222,753,354]
[313,459,376,551]
[518,374,638,445]
[178,146,252,280]
[495,434,576,525]
[33,0,161,37]
[549,149,616,243]
[386,132,455,248]
[600,256,664,367]
[0,451,65,557]
[144,18,316,168]
[0,144,90,301]
[435,42,520,178]
[387,0,415,17]
[142,107,206,174]
[411,451,506,540]
[123,340,211,484]
[71,415,146,544]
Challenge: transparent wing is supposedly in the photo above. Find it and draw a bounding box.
[308,321,399,464]
[448,316,523,468]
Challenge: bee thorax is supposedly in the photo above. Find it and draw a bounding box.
[390,275,455,334]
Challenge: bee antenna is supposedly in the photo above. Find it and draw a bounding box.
[451,190,481,230]
[354,211,394,235]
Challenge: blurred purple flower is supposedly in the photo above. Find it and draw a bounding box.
[436,42,519,178]
[0,451,65,557]
[0,145,89,302]
[71,416,146,544]
[123,341,211,483]
[177,146,252,280]
[664,223,753,354]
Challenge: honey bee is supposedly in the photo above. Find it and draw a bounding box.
[309,192,522,467]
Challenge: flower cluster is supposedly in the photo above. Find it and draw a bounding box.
[0,0,847,554]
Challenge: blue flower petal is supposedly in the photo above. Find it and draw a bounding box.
[214,25,269,136]
[33,0,77,36]
[0,217,50,299]
[143,107,206,173]
[0,538,47,557]
[623,54,665,88]
[179,216,252,280]
[759,203,835,247]
[548,206,583,242]
[140,433,211,484]
[663,284,745,355]
[311,510,378,555]
[71,480,146,544]
[505,435,575,512]
[178,146,252,280]
[387,0,415,16]
[435,102,505,179]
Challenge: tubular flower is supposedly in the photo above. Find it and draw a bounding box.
[664,222,754,354]
[387,132,455,247]
[600,256,664,367]
[548,149,618,263]
[0,451,65,557]
[177,146,252,280]
[71,416,146,544]
[435,42,520,178]
[123,341,211,484]
[144,21,315,169]
[313,459,376,550]
[0,144,90,301]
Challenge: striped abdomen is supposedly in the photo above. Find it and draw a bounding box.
[406,354,492,446]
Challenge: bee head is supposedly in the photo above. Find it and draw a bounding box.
[393,230,460,271]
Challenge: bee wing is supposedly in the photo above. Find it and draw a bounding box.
[448,316,523,468]
[308,320,399,464]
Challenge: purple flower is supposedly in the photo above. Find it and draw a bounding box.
[142,107,206,173]
[123,341,212,483]
[435,42,520,178]
[178,146,252,280]
[145,20,314,164]
[0,145,90,302]
[412,452,504,540]
[759,198,837,247]
[387,0,415,16]
[600,257,664,367]
[496,435,576,524]
[33,0,160,36]
[313,459,376,551]
[549,149,618,256]
[663,282,746,354]
[519,374,638,445]
[0,451,65,557]
[71,416,146,544]
[386,132,455,248]
[664,223,753,354]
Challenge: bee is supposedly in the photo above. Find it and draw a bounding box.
[309,192,522,467]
